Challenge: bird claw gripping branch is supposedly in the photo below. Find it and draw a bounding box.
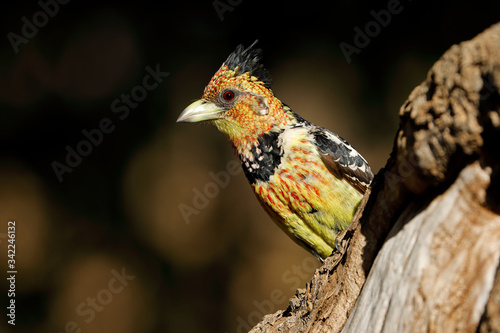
[178,41,374,261]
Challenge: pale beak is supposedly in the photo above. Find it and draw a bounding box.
[177,99,225,123]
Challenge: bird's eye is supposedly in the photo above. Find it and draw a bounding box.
[223,90,235,101]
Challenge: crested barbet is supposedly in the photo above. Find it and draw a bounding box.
[177,42,374,261]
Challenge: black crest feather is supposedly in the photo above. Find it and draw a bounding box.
[223,40,272,87]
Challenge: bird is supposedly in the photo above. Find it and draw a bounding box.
[177,41,374,261]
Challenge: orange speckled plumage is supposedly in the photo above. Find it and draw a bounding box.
[178,42,374,260]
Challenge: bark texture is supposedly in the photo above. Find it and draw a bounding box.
[250,22,500,333]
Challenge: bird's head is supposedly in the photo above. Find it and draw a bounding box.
[177,42,292,151]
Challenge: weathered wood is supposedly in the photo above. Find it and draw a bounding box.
[250,22,500,333]
[344,162,500,332]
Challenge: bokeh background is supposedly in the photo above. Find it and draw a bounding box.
[0,1,499,332]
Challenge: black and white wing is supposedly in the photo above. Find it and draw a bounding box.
[312,127,374,194]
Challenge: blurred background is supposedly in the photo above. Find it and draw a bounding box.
[0,1,498,332]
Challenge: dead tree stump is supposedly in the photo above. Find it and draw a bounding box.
[250,22,500,333]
